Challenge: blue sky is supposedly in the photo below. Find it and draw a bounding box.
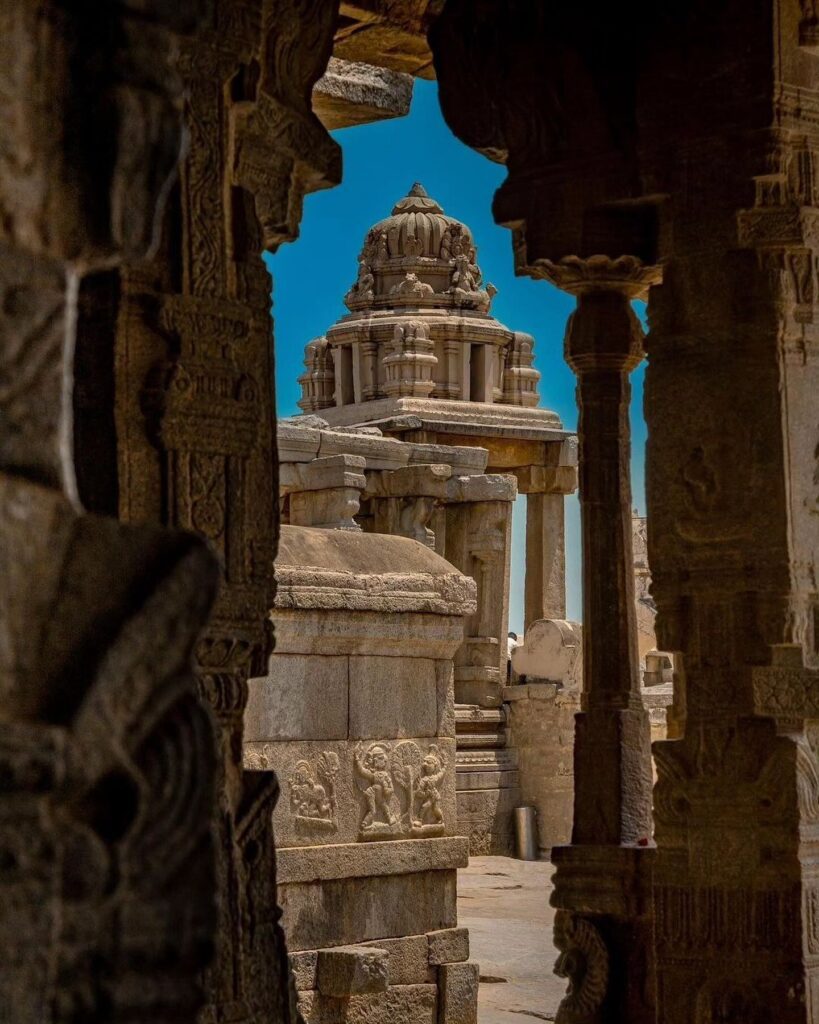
[266,79,647,630]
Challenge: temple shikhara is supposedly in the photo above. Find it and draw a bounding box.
[2,3,818,1024]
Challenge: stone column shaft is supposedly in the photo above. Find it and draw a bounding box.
[549,272,658,1024]
[524,491,566,630]
[566,289,652,844]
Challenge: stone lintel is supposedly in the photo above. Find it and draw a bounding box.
[445,473,517,503]
[317,429,409,469]
[365,463,451,499]
[278,422,321,462]
[276,836,469,884]
[284,454,367,494]
[407,441,488,475]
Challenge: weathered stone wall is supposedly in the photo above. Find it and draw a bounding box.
[505,684,580,856]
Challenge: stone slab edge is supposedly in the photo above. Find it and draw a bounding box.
[277,836,469,884]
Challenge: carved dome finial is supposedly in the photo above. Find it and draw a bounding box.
[391,184,444,216]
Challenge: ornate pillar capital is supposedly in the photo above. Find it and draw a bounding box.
[540,254,662,301]
[546,254,661,375]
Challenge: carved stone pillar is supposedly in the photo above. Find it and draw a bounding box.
[524,493,566,628]
[542,258,657,1024]
[104,4,342,1022]
[433,2,819,1021]
[524,491,569,626]
[0,2,219,1020]
[444,475,517,708]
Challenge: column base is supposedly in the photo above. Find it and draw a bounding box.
[551,844,655,1024]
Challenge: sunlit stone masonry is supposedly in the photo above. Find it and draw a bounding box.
[245,526,478,1023]
[291,183,578,854]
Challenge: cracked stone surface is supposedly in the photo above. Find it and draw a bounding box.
[457,856,563,1024]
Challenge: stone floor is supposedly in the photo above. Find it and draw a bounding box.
[457,856,564,1024]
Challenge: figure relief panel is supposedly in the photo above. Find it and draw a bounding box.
[244,737,457,849]
[289,752,339,834]
[355,740,448,839]
[645,323,788,576]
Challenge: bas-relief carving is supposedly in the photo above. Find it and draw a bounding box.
[354,740,447,839]
[753,664,819,719]
[553,911,608,1024]
[289,752,340,833]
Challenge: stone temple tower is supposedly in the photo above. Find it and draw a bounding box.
[296,184,577,854]
[299,182,543,412]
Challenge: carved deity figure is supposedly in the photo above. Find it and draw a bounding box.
[390,271,434,298]
[290,761,331,823]
[449,253,496,310]
[415,745,447,826]
[355,742,398,831]
[450,253,477,298]
[345,258,374,307]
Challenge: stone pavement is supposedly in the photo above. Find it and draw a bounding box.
[457,856,565,1024]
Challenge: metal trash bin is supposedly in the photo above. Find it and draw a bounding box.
[514,805,538,861]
